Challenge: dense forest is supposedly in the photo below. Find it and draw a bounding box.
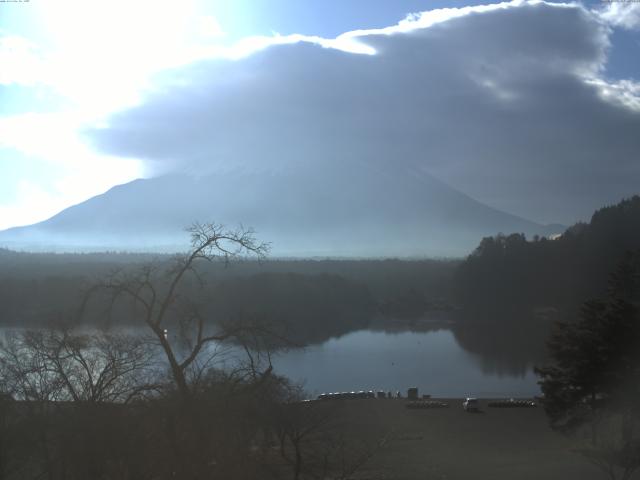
[454,196,640,319]
[0,251,457,345]
[443,196,640,373]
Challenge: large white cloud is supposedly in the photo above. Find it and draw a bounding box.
[87,0,640,224]
[598,2,640,30]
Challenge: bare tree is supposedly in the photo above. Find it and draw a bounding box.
[274,393,332,480]
[270,396,391,480]
[0,329,157,404]
[0,328,161,480]
[0,330,65,403]
[84,222,270,398]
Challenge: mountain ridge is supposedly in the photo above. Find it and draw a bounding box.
[0,163,564,257]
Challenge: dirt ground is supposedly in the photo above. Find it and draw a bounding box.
[330,398,612,480]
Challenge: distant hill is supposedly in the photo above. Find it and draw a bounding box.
[0,161,563,257]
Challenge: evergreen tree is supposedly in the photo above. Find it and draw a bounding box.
[536,252,640,479]
[536,252,640,433]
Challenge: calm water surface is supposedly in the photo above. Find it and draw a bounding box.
[270,329,540,398]
[1,327,540,398]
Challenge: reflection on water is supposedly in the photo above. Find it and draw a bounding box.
[271,329,541,398]
[0,324,545,399]
[452,319,552,377]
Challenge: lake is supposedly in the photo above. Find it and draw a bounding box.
[0,325,543,399]
[269,329,541,398]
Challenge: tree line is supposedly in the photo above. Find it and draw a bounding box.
[0,247,458,344]
[454,196,640,319]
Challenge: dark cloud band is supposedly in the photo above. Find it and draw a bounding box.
[86,1,640,225]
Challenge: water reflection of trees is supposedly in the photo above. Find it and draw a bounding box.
[353,312,552,379]
[452,318,552,377]
[365,318,551,378]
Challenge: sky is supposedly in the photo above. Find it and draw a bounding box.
[1,0,640,230]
